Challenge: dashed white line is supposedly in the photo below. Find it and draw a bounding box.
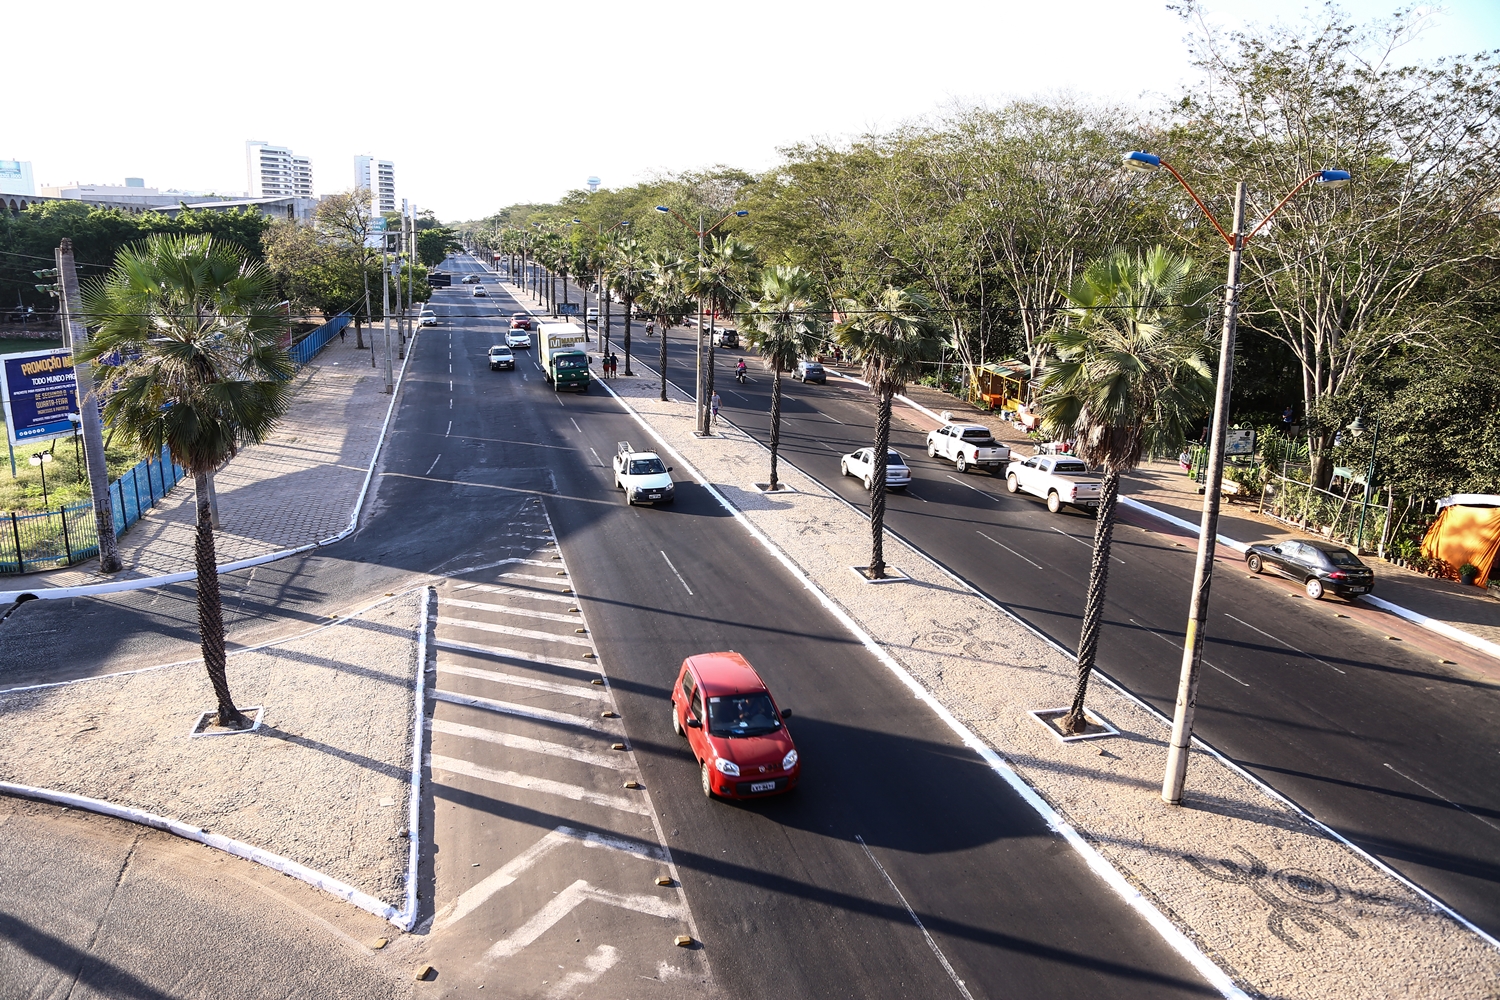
[1049,525,1125,565]
[1225,613,1345,674]
[1129,618,1249,687]
[661,550,693,595]
[976,530,1042,569]
[425,454,441,476]
[589,446,604,467]
[857,835,975,1000]
[945,474,1002,503]
[1383,762,1500,833]
[571,417,583,433]
[445,420,452,437]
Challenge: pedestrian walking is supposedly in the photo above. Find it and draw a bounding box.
[710,391,722,429]
[339,326,346,344]
[609,352,618,378]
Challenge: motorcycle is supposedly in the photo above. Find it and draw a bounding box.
[735,367,747,384]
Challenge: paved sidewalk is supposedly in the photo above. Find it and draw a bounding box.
[28,332,405,588]
[596,364,1500,999]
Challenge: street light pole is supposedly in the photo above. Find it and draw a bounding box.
[1348,414,1381,553]
[1119,152,1352,805]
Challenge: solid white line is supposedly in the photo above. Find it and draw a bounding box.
[661,550,693,595]
[857,835,975,1000]
[438,663,606,700]
[429,719,625,771]
[593,376,1252,997]
[1050,525,1125,565]
[440,598,579,623]
[433,689,607,732]
[437,615,592,647]
[425,454,441,476]
[945,474,1002,503]
[976,530,1043,570]
[428,754,647,815]
[1224,613,1345,675]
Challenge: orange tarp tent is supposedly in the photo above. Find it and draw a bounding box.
[1421,495,1500,587]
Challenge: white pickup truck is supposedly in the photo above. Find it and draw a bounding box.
[1004,454,1103,514]
[926,424,1011,474]
[612,441,676,505]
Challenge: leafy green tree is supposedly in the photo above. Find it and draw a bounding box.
[315,190,379,348]
[609,239,652,375]
[1036,247,1215,734]
[140,206,271,260]
[686,236,758,431]
[262,220,367,323]
[640,252,692,401]
[741,266,826,490]
[834,286,941,578]
[79,235,295,730]
[416,227,459,268]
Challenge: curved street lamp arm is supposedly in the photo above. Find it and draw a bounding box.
[1243,173,1325,245]
[1158,160,1234,248]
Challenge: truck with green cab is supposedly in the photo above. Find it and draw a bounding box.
[538,322,591,392]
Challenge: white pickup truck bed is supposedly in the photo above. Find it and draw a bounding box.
[1005,454,1103,514]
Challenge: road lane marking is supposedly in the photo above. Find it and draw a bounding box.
[445,420,452,437]
[424,454,442,476]
[428,755,648,815]
[430,719,624,770]
[484,879,685,960]
[500,571,579,585]
[856,836,975,1000]
[453,584,573,605]
[571,417,582,433]
[1128,618,1249,687]
[441,598,580,623]
[1224,613,1345,674]
[1049,525,1125,565]
[661,551,693,595]
[433,689,609,732]
[1382,762,1500,833]
[437,616,593,647]
[976,530,1043,569]
[945,474,1003,503]
[435,638,595,672]
[438,662,608,699]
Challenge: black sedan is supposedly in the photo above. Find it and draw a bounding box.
[1245,538,1375,600]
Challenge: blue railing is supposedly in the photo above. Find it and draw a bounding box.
[290,311,352,367]
[0,445,186,574]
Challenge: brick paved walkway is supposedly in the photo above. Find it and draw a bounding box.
[32,332,405,587]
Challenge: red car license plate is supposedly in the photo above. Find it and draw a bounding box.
[749,780,776,793]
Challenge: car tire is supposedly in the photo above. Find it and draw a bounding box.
[1047,491,1062,513]
[928,443,939,458]
[671,704,683,737]
[1247,554,1263,574]
[1006,474,1020,494]
[864,477,873,491]
[955,454,968,473]
[701,762,715,799]
[1305,578,1325,600]
[840,462,848,478]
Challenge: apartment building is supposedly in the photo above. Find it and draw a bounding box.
[246,141,314,199]
[354,155,396,213]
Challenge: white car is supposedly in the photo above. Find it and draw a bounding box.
[840,447,911,491]
[506,329,532,348]
[927,423,1010,474]
[488,345,514,370]
[585,306,600,325]
[1005,454,1103,514]
[419,311,437,326]
[472,286,487,297]
[612,442,675,505]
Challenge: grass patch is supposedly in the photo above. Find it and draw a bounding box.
[0,337,65,356]
[0,430,148,513]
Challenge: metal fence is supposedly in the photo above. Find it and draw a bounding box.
[1260,472,1395,557]
[290,312,352,367]
[0,445,185,574]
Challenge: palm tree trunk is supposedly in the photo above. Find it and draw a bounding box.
[769,364,784,490]
[868,389,893,578]
[1060,467,1120,734]
[623,298,634,376]
[659,316,669,402]
[194,471,245,729]
[705,312,717,403]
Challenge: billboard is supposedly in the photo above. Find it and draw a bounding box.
[1,349,79,445]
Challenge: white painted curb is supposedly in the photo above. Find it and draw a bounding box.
[0,330,421,604]
[594,377,1252,1000]
[396,585,432,931]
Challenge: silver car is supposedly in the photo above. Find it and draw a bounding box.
[841,448,911,491]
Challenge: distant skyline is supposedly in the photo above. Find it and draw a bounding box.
[8,0,1499,222]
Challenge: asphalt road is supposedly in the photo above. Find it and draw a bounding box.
[0,258,1220,998]
[577,278,1500,941]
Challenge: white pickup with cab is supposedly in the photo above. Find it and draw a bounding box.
[1005,454,1103,514]
[926,423,1011,474]
[612,441,675,505]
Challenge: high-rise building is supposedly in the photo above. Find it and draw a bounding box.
[0,160,36,197]
[246,141,314,199]
[354,155,396,213]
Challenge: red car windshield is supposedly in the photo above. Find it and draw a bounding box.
[707,693,781,738]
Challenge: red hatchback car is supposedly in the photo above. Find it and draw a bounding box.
[671,652,800,799]
[510,312,533,331]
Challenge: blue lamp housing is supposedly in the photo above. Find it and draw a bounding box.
[1317,170,1352,188]
[1122,151,1162,172]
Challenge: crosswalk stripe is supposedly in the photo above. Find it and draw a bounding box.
[434,689,608,732]
[437,616,592,647]
[434,637,601,674]
[499,572,570,586]
[438,663,607,700]
[429,719,626,770]
[428,754,648,815]
[440,598,580,623]
[455,583,573,604]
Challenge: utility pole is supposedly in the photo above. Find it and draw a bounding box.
[56,239,122,572]
[382,233,394,394]
[696,214,707,435]
[398,201,409,361]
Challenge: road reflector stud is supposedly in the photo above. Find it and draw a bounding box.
[602,710,618,718]
[575,628,587,634]
[569,607,581,612]
[1439,658,1455,664]
[368,937,388,949]
[583,652,596,659]
[1386,635,1400,640]
[385,592,395,596]
[624,781,643,789]
[656,876,674,886]
[414,965,434,981]
[1335,613,1350,618]
[674,935,694,947]
[556,571,567,576]
[562,588,574,594]
[590,678,604,685]
[611,742,626,750]
[553,555,562,560]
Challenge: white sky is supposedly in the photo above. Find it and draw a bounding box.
[9,1,1499,221]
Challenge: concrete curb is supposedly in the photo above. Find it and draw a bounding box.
[396,585,432,932]
[594,376,1251,1000]
[0,329,421,604]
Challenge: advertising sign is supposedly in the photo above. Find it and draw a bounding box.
[1224,428,1256,457]
[1,349,79,446]
[557,302,580,317]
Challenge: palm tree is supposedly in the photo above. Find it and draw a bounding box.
[1037,246,1216,734]
[641,253,692,402]
[79,234,295,730]
[686,236,758,433]
[834,286,940,579]
[610,239,652,376]
[740,266,825,491]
